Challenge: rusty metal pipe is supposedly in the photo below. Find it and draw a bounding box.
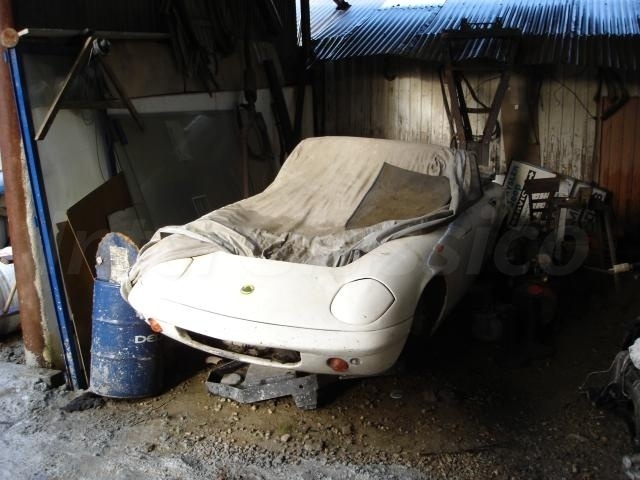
[0,0,46,367]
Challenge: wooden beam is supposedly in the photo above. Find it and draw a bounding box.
[96,56,144,132]
[35,36,93,140]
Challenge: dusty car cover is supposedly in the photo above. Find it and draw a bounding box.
[123,136,481,296]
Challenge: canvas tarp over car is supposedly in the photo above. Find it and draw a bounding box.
[123,136,481,296]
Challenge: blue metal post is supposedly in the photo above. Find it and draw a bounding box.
[7,48,85,389]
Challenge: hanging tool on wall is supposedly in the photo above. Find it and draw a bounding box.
[162,0,237,94]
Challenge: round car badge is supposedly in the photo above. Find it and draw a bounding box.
[240,284,255,295]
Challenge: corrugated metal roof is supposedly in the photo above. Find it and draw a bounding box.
[310,0,640,69]
[313,5,441,59]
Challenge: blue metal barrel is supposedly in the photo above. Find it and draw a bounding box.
[90,279,163,398]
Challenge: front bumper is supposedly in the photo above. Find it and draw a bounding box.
[139,297,413,376]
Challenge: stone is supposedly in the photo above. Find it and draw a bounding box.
[340,424,353,435]
[220,373,243,386]
[303,440,324,453]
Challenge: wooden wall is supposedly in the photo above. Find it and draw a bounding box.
[599,97,640,240]
[537,67,599,180]
[322,58,640,238]
[321,58,632,182]
[324,57,504,173]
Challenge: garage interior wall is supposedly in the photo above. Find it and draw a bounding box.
[322,58,640,183]
[19,40,312,369]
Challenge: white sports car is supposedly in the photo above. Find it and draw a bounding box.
[123,136,504,376]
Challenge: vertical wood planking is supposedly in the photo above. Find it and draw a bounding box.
[599,97,640,240]
[559,71,577,176]
[538,77,551,170]
[386,63,399,139]
[576,72,597,181]
[599,98,612,188]
[362,58,374,137]
[351,58,365,137]
[372,58,388,139]
[333,60,346,134]
[548,76,565,174]
[431,69,448,146]
[632,102,640,238]
[324,61,337,135]
[419,63,433,143]
[397,60,412,141]
[620,100,637,229]
[408,61,422,142]
[370,58,380,138]
[324,61,604,183]
[606,103,624,217]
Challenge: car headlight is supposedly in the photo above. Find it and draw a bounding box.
[330,279,395,325]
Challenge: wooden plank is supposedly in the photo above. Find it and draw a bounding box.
[97,57,144,132]
[559,68,577,176]
[35,36,93,140]
[372,58,388,139]
[362,58,373,137]
[419,65,433,144]
[571,71,586,179]
[397,60,411,141]
[323,61,337,135]
[386,62,398,139]
[369,58,379,138]
[607,100,625,217]
[546,75,564,173]
[488,75,506,172]
[353,58,366,137]
[537,77,551,171]
[335,60,349,134]
[599,98,612,188]
[577,72,597,181]
[431,69,448,146]
[408,62,422,142]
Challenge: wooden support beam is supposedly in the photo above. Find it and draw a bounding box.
[35,36,93,140]
[96,57,144,132]
[482,69,511,146]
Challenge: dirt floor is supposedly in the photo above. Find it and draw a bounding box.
[0,270,638,479]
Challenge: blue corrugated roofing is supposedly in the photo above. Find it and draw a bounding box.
[310,0,640,69]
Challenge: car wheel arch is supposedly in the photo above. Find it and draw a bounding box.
[410,275,448,337]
